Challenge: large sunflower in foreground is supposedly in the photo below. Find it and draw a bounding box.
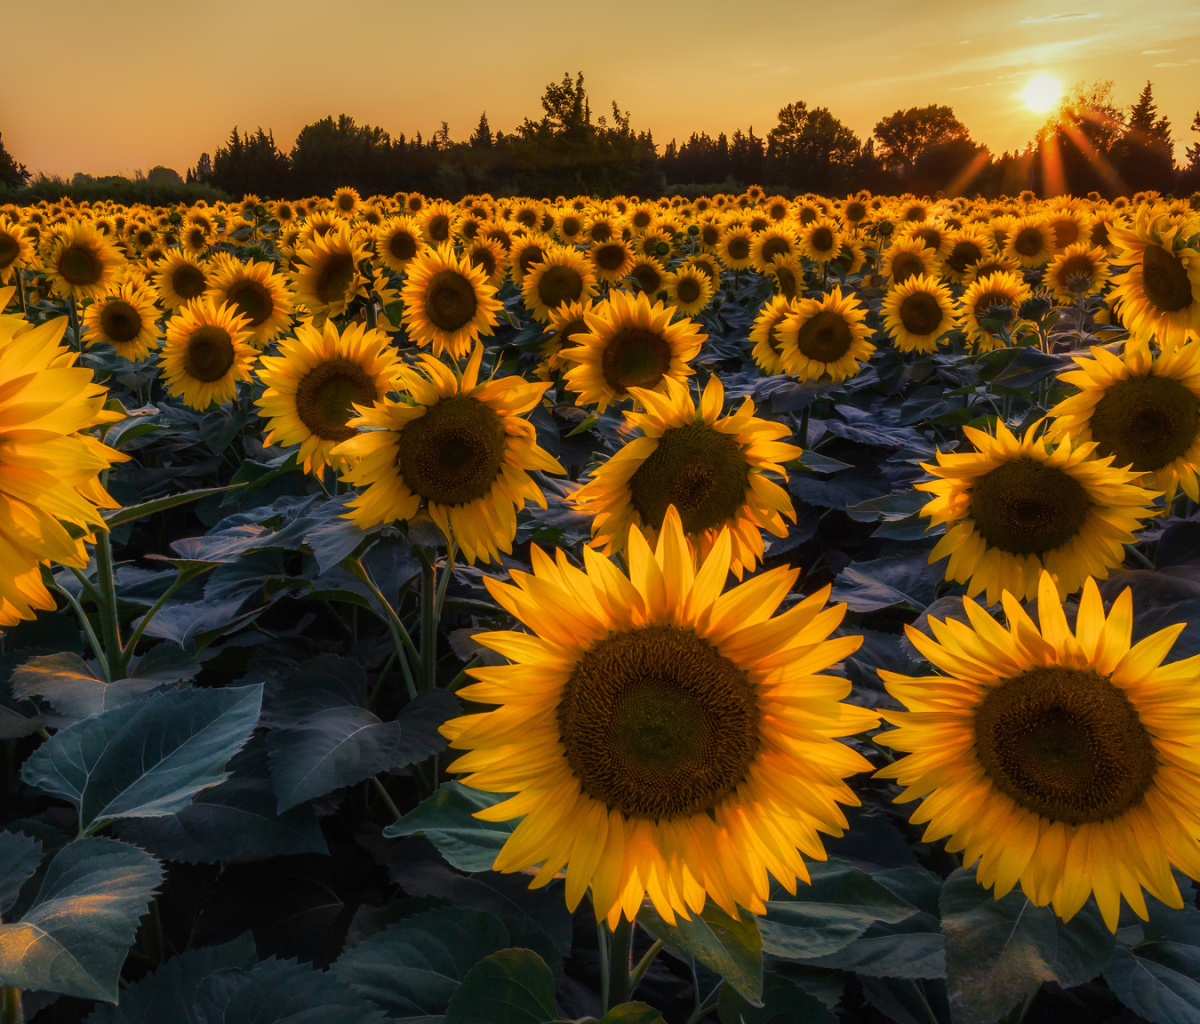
[0,287,127,626]
[292,224,370,323]
[159,298,257,410]
[207,258,294,347]
[775,287,875,381]
[571,375,800,578]
[560,290,706,412]
[255,319,403,475]
[333,346,564,563]
[1108,210,1200,348]
[441,506,878,926]
[43,219,126,302]
[882,275,958,354]
[401,243,503,361]
[877,570,1200,932]
[1048,338,1200,503]
[919,420,1158,606]
[82,282,161,361]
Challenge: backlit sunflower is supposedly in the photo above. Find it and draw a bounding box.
[572,375,800,577]
[466,238,509,290]
[663,265,715,317]
[374,216,425,274]
[540,299,597,375]
[521,247,598,324]
[716,224,755,271]
[918,419,1158,606]
[590,238,636,285]
[0,287,128,626]
[627,256,667,298]
[43,219,126,302]
[1042,243,1111,303]
[882,275,959,354]
[159,297,257,410]
[960,271,1032,352]
[256,319,402,475]
[439,506,879,927]
[797,217,844,264]
[332,187,361,219]
[419,201,457,246]
[561,290,706,412]
[82,282,161,360]
[775,286,874,381]
[750,295,800,374]
[333,346,564,563]
[1004,214,1056,269]
[749,225,799,272]
[1048,338,1200,503]
[880,237,939,287]
[941,228,996,285]
[509,233,556,287]
[1108,210,1200,348]
[401,242,503,361]
[876,570,1200,932]
[764,253,802,300]
[292,223,370,324]
[207,258,293,347]
[0,217,33,284]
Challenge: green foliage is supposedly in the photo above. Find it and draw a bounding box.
[1104,893,1200,1024]
[384,781,515,871]
[443,948,559,1024]
[639,902,764,1004]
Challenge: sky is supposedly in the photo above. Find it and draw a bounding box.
[3,0,1198,181]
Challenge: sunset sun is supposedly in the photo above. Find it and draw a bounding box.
[1020,72,1063,114]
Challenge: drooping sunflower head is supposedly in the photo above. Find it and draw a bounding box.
[158,297,257,410]
[333,346,564,563]
[882,274,959,354]
[255,319,402,475]
[207,258,294,347]
[960,270,1033,351]
[919,419,1159,605]
[1042,242,1112,302]
[292,223,370,323]
[439,505,879,927]
[663,265,715,318]
[521,246,598,324]
[82,282,161,361]
[373,216,426,273]
[44,219,126,302]
[775,286,875,381]
[401,242,503,361]
[572,375,801,577]
[1108,210,1200,349]
[560,289,706,413]
[877,569,1200,931]
[540,298,597,376]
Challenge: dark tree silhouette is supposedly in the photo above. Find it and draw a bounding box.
[210,127,291,198]
[1116,81,1175,194]
[765,101,861,192]
[0,132,31,190]
[873,105,971,173]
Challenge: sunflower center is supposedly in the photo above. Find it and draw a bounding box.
[1057,253,1098,289]
[629,422,750,534]
[726,237,750,261]
[0,234,19,268]
[170,264,207,301]
[388,231,418,261]
[424,269,478,332]
[427,214,451,242]
[58,244,102,286]
[969,456,1090,555]
[295,358,379,442]
[226,280,272,327]
[595,243,628,272]
[557,625,761,820]
[591,222,613,243]
[796,310,854,363]
[600,326,673,396]
[182,326,236,383]
[701,224,720,247]
[891,252,925,284]
[630,264,663,294]
[396,395,505,506]
[761,237,790,262]
[1141,243,1193,313]
[468,247,497,277]
[316,251,355,306]
[537,265,584,310]
[676,276,702,304]
[1014,227,1045,257]
[1089,373,1199,473]
[517,246,547,276]
[974,667,1157,824]
[899,291,944,336]
[99,301,142,343]
[846,202,866,222]
[556,317,587,346]
[1051,219,1079,248]
[810,227,835,255]
[948,241,982,273]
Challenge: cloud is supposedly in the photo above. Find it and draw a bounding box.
[1154,58,1200,66]
[1017,12,1100,24]
[1142,48,1175,53]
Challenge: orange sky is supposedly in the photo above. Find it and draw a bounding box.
[4,0,1198,182]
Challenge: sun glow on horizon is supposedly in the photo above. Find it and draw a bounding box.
[1020,73,1064,114]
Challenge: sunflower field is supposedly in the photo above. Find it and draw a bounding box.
[1,185,1200,1024]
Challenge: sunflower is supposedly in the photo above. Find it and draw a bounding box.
[522,247,598,324]
[775,287,875,381]
[439,506,879,927]
[1042,243,1111,303]
[158,297,257,410]
[255,319,402,475]
[876,570,1200,932]
[626,256,667,298]
[663,265,715,317]
[537,299,598,377]
[466,238,509,290]
[960,271,1032,352]
[207,258,293,347]
[332,187,361,219]
[178,218,213,257]
[918,420,1158,606]
[0,216,33,284]
[1047,339,1200,503]
[561,290,706,412]
[882,275,959,354]
[82,282,161,360]
[880,237,939,287]
[584,214,618,245]
[374,216,426,273]
[964,255,1021,286]
[763,253,802,301]
[941,228,996,285]
[333,346,564,563]
[1045,207,1092,251]
[43,219,126,302]
[797,217,844,264]
[401,242,503,361]
[748,225,798,273]
[572,375,800,577]
[508,232,556,287]
[1004,215,1056,269]
[1108,210,1200,348]
[418,200,457,246]
[292,223,370,324]
[716,224,755,271]
[589,238,636,285]
[750,295,800,375]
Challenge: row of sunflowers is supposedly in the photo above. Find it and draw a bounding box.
[0,184,1198,1024]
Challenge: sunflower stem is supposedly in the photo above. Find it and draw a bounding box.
[371,775,403,821]
[1,985,23,1024]
[628,938,664,995]
[595,918,610,1014]
[419,548,438,692]
[344,557,418,698]
[93,530,123,682]
[51,582,107,678]
[67,295,81,351]
[1125,544,1156,571]
[117,570,197,676]
[603,917,634,1012]
[365,299,378,331]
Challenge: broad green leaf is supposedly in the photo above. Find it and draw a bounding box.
[0,838,163,1002]
[333,907,511,1018]
[717,973,837,1024]
[1104,898,1200,1024]
[0,832,41,915]
[11,653,166,722]
[639,901,763,1005]
[21,684,264,831]
[443,948,559,1024]
[941,866,1114,1024]
[803,914,945,979]
[103,483,247,527]
[598,1002,666,1023]
[384,782,514,872]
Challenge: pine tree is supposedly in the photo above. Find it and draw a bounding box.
[470,113,493,149]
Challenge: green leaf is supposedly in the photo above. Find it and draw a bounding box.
[21,684,264,832]
[11,653,167,722]
[103,483,247,527]
[443,948,559,1024]
[941,866,1114,1024]
[0,831,41,915]
[333,906,512,1019]
[384,782,515,872]
[597,1002,667,1023]
[760,860,918,960]
[717,973,837,1024]
[1104,897,1200,1024]
[803,915,945,979]
[639,901,764,1005]
[0,838,163,1002]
